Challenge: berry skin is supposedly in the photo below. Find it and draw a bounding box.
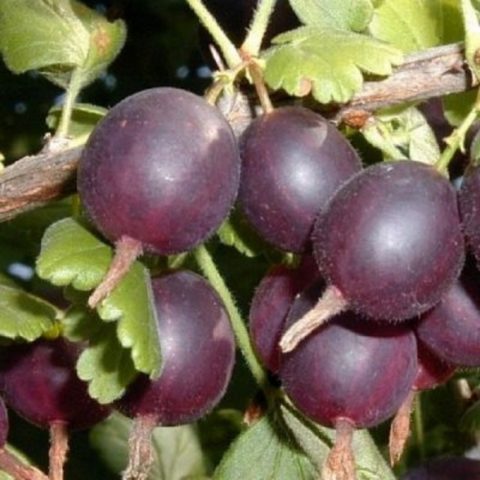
[0,338,110,431]
[460,165,480,264]
[249,255,321,373]
[117,270,235,425]
[280,281,418,430]
[313,160,464,321]
[415,261,480,367]
[239,106,361,252]
[78,87,240,256]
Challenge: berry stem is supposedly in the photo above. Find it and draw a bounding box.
[389,390,415,465]
[48,422,69,480]
[123,415,157,480]
[247,59,274,114]
[241,0,277,56]
[279,285,348,353]
[88,236,143,309]
[436,88,480,173]
[186,0,242,70]
[193,244,270,391]
[322,419,356,480]
[0,448,48,480]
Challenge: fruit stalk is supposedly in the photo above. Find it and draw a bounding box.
[279,285,348,353]
[193,244,269,390]
[49,422,69,480]
[0,449,48,480]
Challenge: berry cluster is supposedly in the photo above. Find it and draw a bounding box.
[2,83,479,480]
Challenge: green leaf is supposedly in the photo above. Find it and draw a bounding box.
[0,284,58,341]
[361,106,441,164]
[46,103,107,143]
[217,210,269,258]
[369,0,444,53]
[62,305,136,403]
[90,412,207,479]
[443,90,477,127]
[76,323,137,403]
[0,0,90,75]
[289,0,374,32]
[213,412,317,480]
[264,26,403,104]
[36,218,161,381]
[279,403,396,480]
[462,0,480,82]
[0,0,126,88]
[440,0,464,43]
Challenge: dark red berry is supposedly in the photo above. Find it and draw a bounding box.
[239,106,361,252]
[249,255,321,373]
[280,281,418,429]
[416,262,480,367]
[78,87,240,256]
[117,270,235,425]
[314,160,464,321]
[0,338,110,431]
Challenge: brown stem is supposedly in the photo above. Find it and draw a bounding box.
[48,422,69,480]
[0,43,474,223]
[88,236,143,308]
[245,57,274,114]
[389,390,416,466]
[123,415,157,480]
[0,448,48,480]
[322,419,356,480]
[279,285,348,353]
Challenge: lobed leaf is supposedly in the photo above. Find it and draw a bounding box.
[36,218,162,387]
[369,0,444,53]
[264,26,403,104]
[361,106,441,164]
[289,0,374,32]
[0,284,58,341]
[90,412,207,479]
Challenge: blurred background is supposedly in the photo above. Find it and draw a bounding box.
[0,0,210,161]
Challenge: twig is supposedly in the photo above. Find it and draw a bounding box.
[0,43,474,223]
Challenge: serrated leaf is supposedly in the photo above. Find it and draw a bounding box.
[36,218,161,379]
[362,106,441,164]
[289,0,374,32]
[217,210,268,258]
[369,0,444,53]
[440,0,464,43]
[76,323,137,403]
[0,284,58,341]
[264,26,403,104]
[0,0,126,88]
[46,103,107,143]
[90,412,207,479]
[62,305,136,403]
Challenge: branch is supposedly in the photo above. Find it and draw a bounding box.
[336,43,474,125]
[0,147,81,221]
[0,43,474,223]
